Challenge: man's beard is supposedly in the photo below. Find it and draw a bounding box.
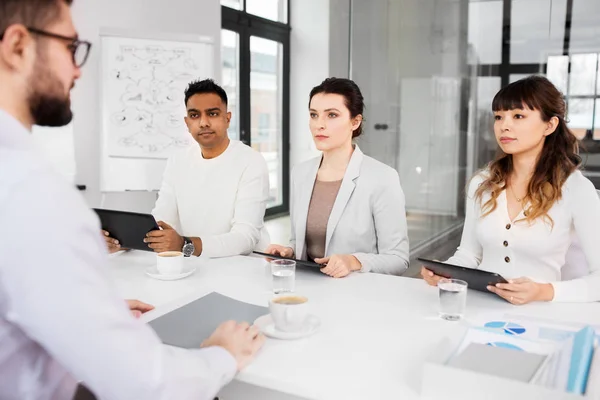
[26,56,73,127]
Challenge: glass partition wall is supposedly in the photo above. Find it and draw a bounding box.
[349,0,600,272]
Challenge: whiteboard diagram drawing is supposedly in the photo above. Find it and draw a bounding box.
[102,35,212,159]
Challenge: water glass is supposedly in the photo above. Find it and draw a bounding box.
[271,259,296,294]
[438,278,467,321]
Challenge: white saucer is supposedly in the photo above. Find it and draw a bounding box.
[254,314,320,340]
[144,265,196,281]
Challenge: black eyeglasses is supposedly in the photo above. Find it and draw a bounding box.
[0,27,92,68]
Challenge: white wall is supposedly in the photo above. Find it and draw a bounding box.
[350,0,398,169]
[289,0,331,170]
[68,0,353,212]
[71,0,221,212]
[329,0,351,79]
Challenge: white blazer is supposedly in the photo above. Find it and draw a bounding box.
[288,145,410,275]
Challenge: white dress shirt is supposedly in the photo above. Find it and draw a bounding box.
[152,140,270,258]
[447,170,600,302]
[0,109,237,400]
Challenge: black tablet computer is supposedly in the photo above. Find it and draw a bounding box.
[252,251,325,269]
[93,208,159,252]
[417,257,508,292]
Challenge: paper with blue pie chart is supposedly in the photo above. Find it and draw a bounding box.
[483,314,600,345]
[484,321,527,335]
[486,341,523,351]
[456,326,559,361]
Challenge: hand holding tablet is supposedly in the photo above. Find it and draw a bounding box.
[94,209,160,252]
[253,251,325,269]
[418,258,508,293]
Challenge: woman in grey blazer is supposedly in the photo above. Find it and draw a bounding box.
[266,78,409,277]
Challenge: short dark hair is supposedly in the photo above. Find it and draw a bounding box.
[0,0,72,38]
[184,78,228,107]
[309,77,365,138]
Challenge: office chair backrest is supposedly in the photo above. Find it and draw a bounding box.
[561,189,600,280]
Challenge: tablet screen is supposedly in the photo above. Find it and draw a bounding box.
[94,208,159,252]
[418,257,508,293]
[252,251,324,269]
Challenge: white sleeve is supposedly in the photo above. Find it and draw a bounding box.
[1,175,237,400]
[352,169,409,275]
[551,174,600,302]
[445,175,484,268]
[200,155,269,257]
[152,156,180,230]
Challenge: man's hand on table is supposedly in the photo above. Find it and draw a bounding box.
[126,299,155,318]
[201,320,265,371]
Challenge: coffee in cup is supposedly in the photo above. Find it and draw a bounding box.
[269,295,309,332]
[157,251,183,275]
[272,296,307,305]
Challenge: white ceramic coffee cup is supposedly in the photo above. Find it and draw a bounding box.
[269,295,309,332]
[156,251,184,275]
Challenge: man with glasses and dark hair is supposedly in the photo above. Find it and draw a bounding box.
[0,0,90,128]
[0,1,264,399]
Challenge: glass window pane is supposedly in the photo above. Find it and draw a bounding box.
[221,0,241,10]
[569,54,598,96]
[547,55,569,94]
[597,59,600,95]
[468,1,503,64]
[567,98,594,140]
[221,30,240,141]
[510,0,566,64]
[570,0,600,55]
[250,36,283,208]
[509,74,533,84]
[594,99,600,140]
[246,0,288,23]
[473,77,502,170]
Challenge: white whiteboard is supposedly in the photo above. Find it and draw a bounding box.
[100,29,213,192]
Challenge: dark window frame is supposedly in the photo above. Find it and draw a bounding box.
[471,0,600,138]
[222,3,291,217]
[470,0,600,181]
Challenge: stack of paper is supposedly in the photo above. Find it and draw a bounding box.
[565,326,595,394]
[448,341,549,383]
[478,315,599,395]
[446,324,596,395]
[586,350,600,398]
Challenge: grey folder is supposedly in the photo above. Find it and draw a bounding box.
[148,292,268,348]
[447,343,547,383]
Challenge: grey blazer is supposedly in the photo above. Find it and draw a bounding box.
[289,146,409,275]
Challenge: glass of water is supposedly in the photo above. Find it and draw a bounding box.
[271,259,296,294]
[438,278,467,321]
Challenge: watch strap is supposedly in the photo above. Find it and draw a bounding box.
[182,236,194,257]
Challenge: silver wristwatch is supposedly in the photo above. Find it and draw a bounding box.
[182,236,194,257]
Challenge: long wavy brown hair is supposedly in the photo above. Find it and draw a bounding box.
[475,76,581,226]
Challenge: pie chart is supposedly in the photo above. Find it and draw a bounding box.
[486,342,523,351]
[484,321,526,335]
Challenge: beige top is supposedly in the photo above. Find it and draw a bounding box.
[305,179,343,260]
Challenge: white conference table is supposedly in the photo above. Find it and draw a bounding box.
[108,251,600,400]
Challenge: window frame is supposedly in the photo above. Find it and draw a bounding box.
[222,3,291,217]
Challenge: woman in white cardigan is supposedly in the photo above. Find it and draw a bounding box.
[422,76,600,303]
[266,78,410,277]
